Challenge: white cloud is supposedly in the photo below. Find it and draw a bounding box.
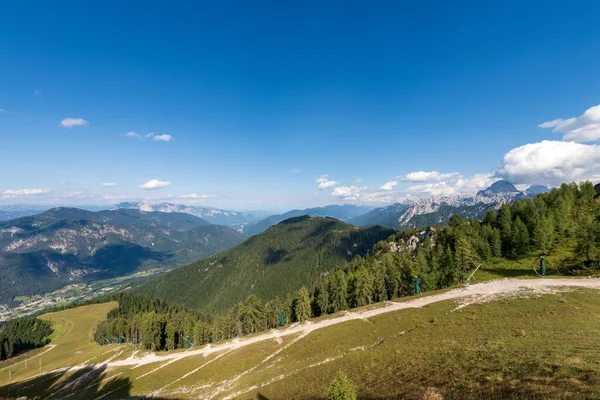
[153,134,173,142]
[128,132,174,141]
[1,188,50,197]
[139,180,171,190]
[400,171,461,182]
[291,168,301,174]
[101,182,118,187]
[405,173,496,196]
[539,104,600,142]
[124,131,142,139]
[379,180,398,191]
[180,193,214,199]
[331,186,364,200]
[498,140,600,185]
[316,175,339,190]
[60,117,89,128]
[354,178,364,184]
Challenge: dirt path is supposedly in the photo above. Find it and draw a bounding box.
[100,277,600,370]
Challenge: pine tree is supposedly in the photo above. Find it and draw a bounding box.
[577,181,597,205]
[315,278,331,316]
[532,216,554,254]
[350,268,373,308]
[483,209,497,227]
[455,235,478,280]
[371,264,387,302]
[239,295,266,335]
[329,269,348,313]
[498,204,513,256]
[511,217,530,256]
[490,228,502,258]
[265,297,283,329]
[574,206,599,263]
[165,321,176,350]
[193,320,208,345]
[293,287,312,322]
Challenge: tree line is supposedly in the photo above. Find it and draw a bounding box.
[94,182,599,350]
[0,317,53,360]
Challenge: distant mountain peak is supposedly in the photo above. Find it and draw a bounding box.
[476,180,519,197]
[526,185,551,194]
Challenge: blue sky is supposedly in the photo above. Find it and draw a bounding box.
[1,1,600,211]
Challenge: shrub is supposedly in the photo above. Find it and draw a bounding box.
[328,371,357,400]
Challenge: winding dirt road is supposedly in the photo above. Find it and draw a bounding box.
[103,277,600,369]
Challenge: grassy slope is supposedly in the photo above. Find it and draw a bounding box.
[137,216,395,312]
[2,283,600,399]
[0,302,118,390]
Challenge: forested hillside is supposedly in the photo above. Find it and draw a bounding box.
[0,317,53,360]
[136,216,394,312]
[95,182,599,351]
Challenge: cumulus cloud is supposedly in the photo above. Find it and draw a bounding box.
[405,173,496,196]
[124,131,142,139]
[539,104,600,142]
[331,186,365,200]
[1,188,50,197]
[152,134,173,142]
[498,140,600,185]
[101,182,118,187]
[354,178,364,184]
[139,180,171,190]
[400,171,461,182]
[379,181,398,191]
[60,117,89,128]
[316,175,339,190]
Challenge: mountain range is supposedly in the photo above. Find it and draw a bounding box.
[0,180,551,306]
[0,208,245,305]
[349,181,550,230]
[241,204,373,236]
[112,202,266,227]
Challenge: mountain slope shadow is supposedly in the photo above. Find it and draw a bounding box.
[0,364,177,400]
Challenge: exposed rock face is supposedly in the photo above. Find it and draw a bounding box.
[389,226,436,253]
[352,181,550,231]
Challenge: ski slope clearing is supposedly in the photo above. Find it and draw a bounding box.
[2,278,600,399]
[101,277,600,369]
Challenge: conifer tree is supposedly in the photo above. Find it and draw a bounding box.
[532,216,554,254]
[511,217,530,256]
[329,269,349,313]
[293,287,312,322]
